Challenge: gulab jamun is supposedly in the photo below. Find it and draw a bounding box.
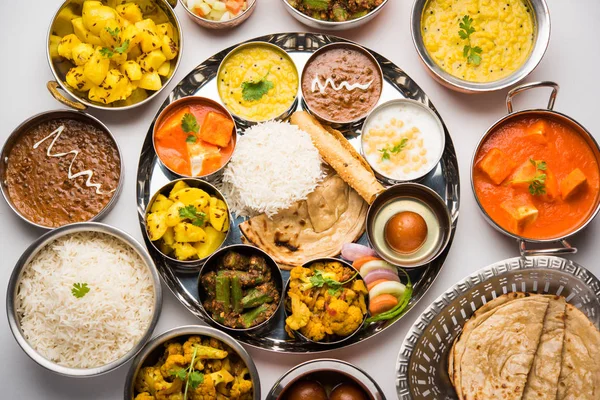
[384,211,428,253]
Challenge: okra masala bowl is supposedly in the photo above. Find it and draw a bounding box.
[124,325,260,400]
[472,82,600,245]
[198,245,284,332]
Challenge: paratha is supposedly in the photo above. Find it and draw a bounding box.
[522,295,567,400]
[240,173,367,269]
[556,304,600,400]
[454,296,550,400]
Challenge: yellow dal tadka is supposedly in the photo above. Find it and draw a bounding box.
[217,44,298,122]
[422,0,535,83]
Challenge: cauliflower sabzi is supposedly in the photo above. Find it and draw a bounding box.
[133,335,253,400]
[285,261,368,342]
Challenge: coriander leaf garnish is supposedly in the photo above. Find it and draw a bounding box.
[527,158,548,195]
[105,26,120,39]
[179,205,206,227]
[241,71,274,102]
[378,138,409,161]
[71,282,90,298]
[180,346,204,400]
[181,113,200,134]
[188,371,204,389]
[99,47,114,58]
[186,135,197,143]
[170,368,188,381]
[459,15,482,65]
[309,270,359,295]
[114,39,130,54]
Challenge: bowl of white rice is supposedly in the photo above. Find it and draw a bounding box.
[6,222,162,377]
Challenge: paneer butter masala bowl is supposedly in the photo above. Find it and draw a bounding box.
[472,83,600,242]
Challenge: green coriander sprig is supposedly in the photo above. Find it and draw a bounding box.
[459,15,482,65]
[378,138,409,161]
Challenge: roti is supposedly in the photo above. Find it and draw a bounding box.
[454,296,550,400]
[522,296,567,399]
[556,304,600,400]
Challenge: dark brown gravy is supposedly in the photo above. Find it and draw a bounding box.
[5,118,120,228]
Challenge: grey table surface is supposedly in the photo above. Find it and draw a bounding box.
[1,0,599,399]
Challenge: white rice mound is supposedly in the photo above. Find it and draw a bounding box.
[16,232,155,369]
[221,121,324,218]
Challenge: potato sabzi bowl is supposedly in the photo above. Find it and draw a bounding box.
[123,325,260,400]
[471,81,600,255]
[47,0,183,111]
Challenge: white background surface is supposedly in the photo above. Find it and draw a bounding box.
[1,0,599,399]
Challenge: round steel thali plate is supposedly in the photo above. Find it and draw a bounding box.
[395,256,600,399]
[136,32,460,353]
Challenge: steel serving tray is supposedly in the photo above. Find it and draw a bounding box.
[136,32,460,353]
[396,256,600,399]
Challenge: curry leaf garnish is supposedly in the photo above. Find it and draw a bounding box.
[181,113,200,134]
[528,158,547,195]
[71,282,90,298]
[241,71,274,102]
[179,205,206,227]
[459,15,482,65]
[378,138,409,161]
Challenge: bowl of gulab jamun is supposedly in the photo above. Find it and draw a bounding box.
[265,359,385,400]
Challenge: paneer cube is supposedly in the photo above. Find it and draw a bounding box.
[199,111,234,147]
[525,120,549,143]
[509,160,559,199]
[560,168,587,200]
[478,148,516,185]
[501,200,539,233]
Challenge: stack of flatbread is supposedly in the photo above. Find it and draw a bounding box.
[449,292,600,400]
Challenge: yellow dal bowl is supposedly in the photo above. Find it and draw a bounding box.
[217,42,299,123]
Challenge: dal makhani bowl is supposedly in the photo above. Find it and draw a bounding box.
[411,0,550,92]
[472,81,600,253]
[6,222,162,377]
[217,42,299,124]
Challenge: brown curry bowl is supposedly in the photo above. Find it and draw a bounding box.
[283,257,369,345]
[143,178,232,272]
[265,359,385,400]
[0,109,124,230]
[300,42,383,130]
[471,82,600,256]
[197,244,284,333]
[152,96,238,182]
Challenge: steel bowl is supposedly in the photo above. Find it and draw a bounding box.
[46,0,183,111]
[152,96,238,181]
[366,183,452,268]
[265,359,386,400]
[396,255,600,399]
[360,98,445,185]
[471,81,600,256]
[144,178,232,271]
[180,0,256,29]
[281,0,389,31]
[124,325,261,400]
[300,42,383,128]
[216,41,299,127]
[197,244,284,333]
[283,258,368,345]
[6,222,162,377]
[0,109,124,230]
[410,0,551,93]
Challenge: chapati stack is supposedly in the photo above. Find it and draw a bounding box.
[449,292,600,399]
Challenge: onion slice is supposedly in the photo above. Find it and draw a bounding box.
[363,269,401,285]
[369,280,406,300]
[341,243,377,261]
[360,260,397,278]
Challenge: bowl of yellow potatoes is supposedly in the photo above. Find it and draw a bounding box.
[47,0,183,111]
[144,178,232,271]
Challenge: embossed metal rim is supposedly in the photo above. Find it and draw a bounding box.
[395,256,600,399]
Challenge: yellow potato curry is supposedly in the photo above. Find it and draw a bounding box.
[285,261,368,343]
[422,0,535,82]
[134,335,253,400]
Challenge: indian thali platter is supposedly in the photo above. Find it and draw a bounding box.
[135,33,459,352]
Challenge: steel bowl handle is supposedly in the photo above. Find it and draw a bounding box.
[519,239,577,257]
[506,81,559,114]
[47,81,87,111]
